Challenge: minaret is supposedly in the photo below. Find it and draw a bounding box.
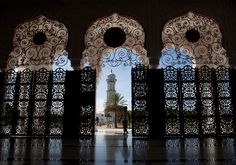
[106,70,117,106]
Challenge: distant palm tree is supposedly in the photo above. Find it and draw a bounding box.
[105,93,127,128]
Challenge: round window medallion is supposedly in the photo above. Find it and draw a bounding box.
[33,32,47,45]
[185,29,200,43]
[104,27,126,48]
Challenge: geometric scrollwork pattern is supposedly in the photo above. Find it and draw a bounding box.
[81,12,148,78]
[52,84,65,100]
[162,11,229,68]
[7,15,68,70]
[32,118,46,135]
[132,64,149,136]
[53,68,66,83]
[49,69,65,135]
[166,118,180,135]
[79,105,94,136]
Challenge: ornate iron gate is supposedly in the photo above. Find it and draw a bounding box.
[162,65,235,137]
[49,68,66,135]
[163,66,199,136]
[0,70,18,135]
[132,64,149,136]
[79,67,96,136]
[132,65,236,137]
[0,67,96,137]
[1,65,234,137]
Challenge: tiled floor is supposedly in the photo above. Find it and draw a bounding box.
[0,131,235,165]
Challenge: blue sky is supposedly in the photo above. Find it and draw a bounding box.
[95,47,194,113]
[96,64,132,113]
[54,49,193,114]
[52,50,132,113]
[95,47,193,113]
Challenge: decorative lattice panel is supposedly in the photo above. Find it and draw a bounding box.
[31,68,50,135]
[132,64,149,136]
[79,67,96,136]
[215,66,234,135]
[15,69,33,135]
[162,65,235,137]
[198,66,216,135]
[0,70,18,135]
[0,68,68,136]
[49,68,65,135]
[180,66,199,135]
[163,66,180,135]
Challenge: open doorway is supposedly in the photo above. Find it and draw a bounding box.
[80,13,149,136]
[95,48,134,135]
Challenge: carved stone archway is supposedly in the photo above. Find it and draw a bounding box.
[161,11,229,68]
[80,13,149,78]
[7,15,69,71]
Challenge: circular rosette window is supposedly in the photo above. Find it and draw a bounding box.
[33,32,47,45]
[104,27,126,48]
[7,15,68,70]
[185,29,200,43]
[161,11,229,68]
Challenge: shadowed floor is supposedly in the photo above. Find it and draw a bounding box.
[0,131,235,165]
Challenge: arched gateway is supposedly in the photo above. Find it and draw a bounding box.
[150,11,235,137]
[80,13,150,136]
[80,12,149,75]
[160,11,229,68]
[0,13,150,137]
[0,12,235,138]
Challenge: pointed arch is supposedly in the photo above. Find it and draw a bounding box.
[160,11,229,68]
[7,15,69,71]
[81,12,149,77]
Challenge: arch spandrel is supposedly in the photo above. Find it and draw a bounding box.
[161,11,229,68]
[81,13,149,77]
[7,15,69,71]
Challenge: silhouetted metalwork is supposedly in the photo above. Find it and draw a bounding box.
[7,15,68,70]
[181,66,199,135]
[163,66,180,135]
[79,67,96,136]
[53,51,71,70]
[198,66,216,135]
[0,65,235,137]
[0,68,66,136]
[101,48,144,68]
[81,12,149,80]
[49,68,65,135]
[216,66,234,134]
[0,70,17,134]
[162,65,235,136]
[159,48,193,68]
[132,64,149,136]
[31,68,50,135]
[0,67,96,137]
[15,69,33,135]
[162,11,229,68]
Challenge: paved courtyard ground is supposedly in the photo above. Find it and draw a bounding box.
[95,125,132,135]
